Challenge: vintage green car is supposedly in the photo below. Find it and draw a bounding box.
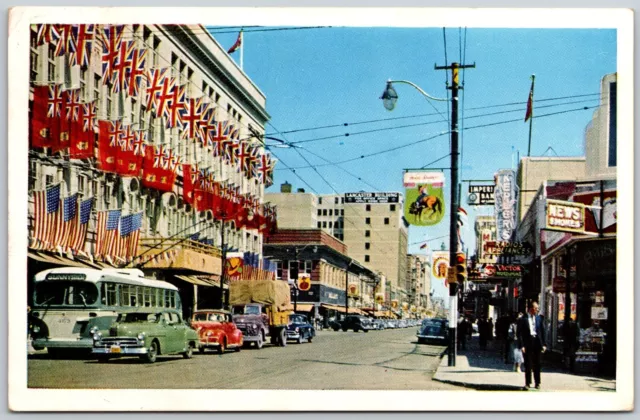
[92,310,199,363]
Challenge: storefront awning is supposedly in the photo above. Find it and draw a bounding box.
[175,275,211,286]
[293,303,315,312]
[28,251,96,269]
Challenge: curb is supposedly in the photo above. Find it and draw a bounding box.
[432,376,527,391]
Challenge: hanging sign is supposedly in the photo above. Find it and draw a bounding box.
[546,199,586,233]
[344,192,399,204]
[494,169,517,241]
[467,184,495,206]
[403,171,446,226]
[431,251,449,279]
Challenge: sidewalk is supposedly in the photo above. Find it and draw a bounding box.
[433,336,616,392]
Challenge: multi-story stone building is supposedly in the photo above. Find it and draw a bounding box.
[406,254,431,314]
[265,187,410,305]
[26,24,275,317]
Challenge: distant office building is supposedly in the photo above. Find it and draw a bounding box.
[406,254,431,311]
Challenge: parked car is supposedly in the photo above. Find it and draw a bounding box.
[191,310,243,354]
[92,310,199,363]
[416,318,449,345]
[286,313,316,344]
[340,315,373,332]
[371,319,386,330]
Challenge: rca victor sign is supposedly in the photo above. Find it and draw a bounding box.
[546,199,586,233]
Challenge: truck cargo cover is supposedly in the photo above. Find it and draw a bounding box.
[229,280,292,310]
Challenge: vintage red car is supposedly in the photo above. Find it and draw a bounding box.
[190,310,243,354]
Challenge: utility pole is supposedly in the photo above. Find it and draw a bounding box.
[221,219,228,310]
[435,61,475,367]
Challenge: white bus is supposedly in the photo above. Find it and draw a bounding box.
[30,267,181,356]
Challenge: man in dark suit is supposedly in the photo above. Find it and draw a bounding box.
[517,301,546,390]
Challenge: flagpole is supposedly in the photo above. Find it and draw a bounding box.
[240,30,244,70]
[526,74,535,157]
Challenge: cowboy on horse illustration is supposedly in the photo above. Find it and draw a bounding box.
[409,185,443,222]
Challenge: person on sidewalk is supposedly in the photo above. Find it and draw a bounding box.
[457,317,470,350]
[509,312,524,372]
[518,301,547,390]
[478,318,488,350]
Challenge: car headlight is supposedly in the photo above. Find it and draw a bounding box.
[32,325,41,333]
[207,331,213,336]
[93,333,102,341]
[137,333,146,340]
[295,327,300,333]
[90,326,99,335]
[252,324,257,329]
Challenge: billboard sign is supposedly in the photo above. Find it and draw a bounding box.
[344,192,399,204]
[403,171,446,226]
[494,169,517,241]
[431,251,449,280]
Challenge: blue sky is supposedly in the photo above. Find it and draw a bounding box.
[211,26,616,299]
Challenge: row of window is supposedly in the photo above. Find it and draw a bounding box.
[364,217,390,225]
[317,209,344,216]
[100,282,180,309]
[318,197,344,205]
[317,220,344,229]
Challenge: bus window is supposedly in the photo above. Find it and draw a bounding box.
[149,288,157,307]
[119,285,131,308]
[170,291,176,308]
[143,287,152,307]
[101,282,118,306]
[34,281,98,307]
[164,290,171,308]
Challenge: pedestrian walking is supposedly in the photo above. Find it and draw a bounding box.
[517,301,546,390]
[509,312,524,372]
[457,317,470,350]
[478,318,487,350]
[487,317,494,341]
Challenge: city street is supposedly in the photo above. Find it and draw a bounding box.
[27,327,460,390]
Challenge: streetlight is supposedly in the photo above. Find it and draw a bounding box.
[380,61,475,367]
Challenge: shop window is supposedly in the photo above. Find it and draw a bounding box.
[276,261,284,280]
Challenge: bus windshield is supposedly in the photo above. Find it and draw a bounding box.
[34,281,98,307]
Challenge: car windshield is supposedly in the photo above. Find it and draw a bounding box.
[237,305,260,315]
[289,315,306,324]
[34,281,99,306]
[117,313,159,323]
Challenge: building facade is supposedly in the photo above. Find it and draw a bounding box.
[27,24,276,318]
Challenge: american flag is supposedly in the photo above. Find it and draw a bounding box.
[54,24,76,57]
[31,184,60,250]
[126,48,147,98]
[52,193,78,251]
[95,209,121,259]
[71,24,94,67]
[67,197,93,254]
[100,25,124,86]
[36,24,61,46]
[110,40,134,93]
[127,212,144,260]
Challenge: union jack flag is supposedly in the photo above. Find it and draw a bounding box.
[165,83,186,128]
[237,141,254,174]
[154,77,175,120]
[126,48,147,98]
[120,126,136,152]
[107,121,125,148]
[210,120,231,156]
[153,145,168,169]
[198,103,216,147]
[247,145,260,178]
[100,25,124,86]
[70,24,94,67]
[110,40,134,93]
[144,68,168,111]
[224,138,239,166]
[179,97,204,141]
[47,85,64,118]
[54,24,76,57]
[81,102,97,132]
[64,90,82,122]
[36,24,60,46]
[257,152,276,186]
[133,131,147,157]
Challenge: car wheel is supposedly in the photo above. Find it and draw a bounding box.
[279,329,287,347]
[256,333,264,350]
[183,342,194,359]
[308,334,313,343]
[342,327,348,332]
[364,329,369,333]
[144,340,159,363]
[297,334,303,344]
[199,346,205,354]
[354,327,359,333]
[235,341,242,352]
[333,327,339,332]
[218,339,226,355]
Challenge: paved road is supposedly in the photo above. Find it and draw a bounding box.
[28,327,463,390]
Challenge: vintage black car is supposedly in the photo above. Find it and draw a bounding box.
[416,318,449,345]
[338,315,372,332]
[286,313,315,344]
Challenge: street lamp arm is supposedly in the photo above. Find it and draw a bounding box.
[387,79,448,102]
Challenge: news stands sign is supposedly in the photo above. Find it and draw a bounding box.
[546,199,586,233]
[494,169,517,241]
[344,192,400,204]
